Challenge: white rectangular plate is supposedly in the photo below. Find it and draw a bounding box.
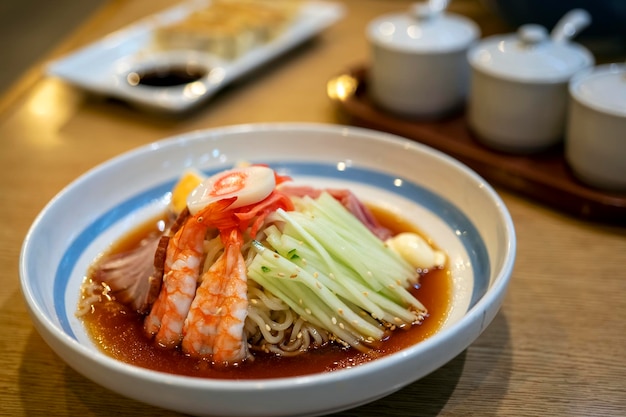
[46,0,344,113]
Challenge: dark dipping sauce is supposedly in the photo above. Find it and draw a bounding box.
[80,205,452,379]
[127,65,207,87]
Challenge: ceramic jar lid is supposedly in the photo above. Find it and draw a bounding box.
[367,3,480,53]
[468,23,594,83]
[570,63,626,117]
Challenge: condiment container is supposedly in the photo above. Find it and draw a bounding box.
[467,9,594,153]
[565,63,626,191]
[367,1,480,118]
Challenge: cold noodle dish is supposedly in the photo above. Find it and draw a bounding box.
[77,163,452,379]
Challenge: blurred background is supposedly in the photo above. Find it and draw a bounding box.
[480,0,626,60]
[0,0,106,94]
[1,0,624,95]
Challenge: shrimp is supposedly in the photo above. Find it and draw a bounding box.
[144,198,237,348]
[145,165,293,362]
[181,228,250,363]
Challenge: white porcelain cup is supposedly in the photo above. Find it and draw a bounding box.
[467,10,594,153]
[367,2,480,119]
[566,63,626,191]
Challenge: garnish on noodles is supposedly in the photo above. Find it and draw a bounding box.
[79,163,446,368]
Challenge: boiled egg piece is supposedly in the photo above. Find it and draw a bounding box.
[170,169,206,214]
[187,165,275,215]
[386,232,446,270]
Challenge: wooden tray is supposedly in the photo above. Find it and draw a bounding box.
[327,65,626,225]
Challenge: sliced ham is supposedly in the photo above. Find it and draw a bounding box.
[279,185,393,241]
[92,209,189,313]
[93,236,162,313]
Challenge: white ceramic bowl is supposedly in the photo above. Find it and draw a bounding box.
[20,123,516,417]
[566,63,626,191]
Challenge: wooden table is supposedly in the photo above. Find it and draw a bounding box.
[1,1,625,416]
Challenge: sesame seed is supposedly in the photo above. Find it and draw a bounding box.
[305,308,312,315]
[339,323,345,329]
[313,272,319,278]
[331,317,337,325]
[265,324,271,331]
[315,282,322,289]
[277,272,285,277]
[337,308,344,315]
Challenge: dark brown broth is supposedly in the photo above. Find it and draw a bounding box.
[80,206,452,379]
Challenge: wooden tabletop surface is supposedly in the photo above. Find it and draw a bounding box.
[1,1,625,416]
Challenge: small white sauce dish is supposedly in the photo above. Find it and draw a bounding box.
[566,63,626,191]
[113,49,228,112]
[367,1,480,119]
[467,9,594,153]
[19,124,516,417]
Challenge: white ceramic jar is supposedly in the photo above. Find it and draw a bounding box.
[367,2,480,118]
[467,10,594,153]
[566,63,626,191]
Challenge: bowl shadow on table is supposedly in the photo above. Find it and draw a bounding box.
[17,310,511,416]
[17,330,181,416]
[332,310,512,416]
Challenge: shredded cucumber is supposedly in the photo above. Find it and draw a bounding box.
[247,191,426,351]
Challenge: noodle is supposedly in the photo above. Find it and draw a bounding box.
[201,232,223,274]
[244,281,330,355]
[76,279,106,317]
[248,285,289,312]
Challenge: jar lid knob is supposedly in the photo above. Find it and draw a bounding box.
[410,0,449,20]
[518,24,549,47]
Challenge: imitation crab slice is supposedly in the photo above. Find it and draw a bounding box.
[187,165,276,215]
